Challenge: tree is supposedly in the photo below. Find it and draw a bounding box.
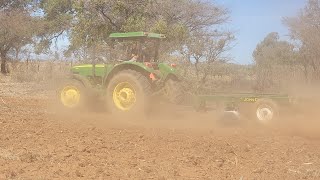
[0,0,32,9]
[253,32,297,91]
[39,0,230,59]
[0,0,39,74]
[253,32,297,66]
[179,31,234,92]
[284,0,320,80]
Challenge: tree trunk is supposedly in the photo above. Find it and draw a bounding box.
[0,54,8,74]
[302,63,309,83]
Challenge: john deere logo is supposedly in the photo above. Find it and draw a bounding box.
[241,97,258,102]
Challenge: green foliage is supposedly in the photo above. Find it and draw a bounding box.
[0,0,42,73]
[283,0,320,81]
[253,32,297,67]
[39,0,229,58]
[252,32,299,92]
[35,0,73,52]
[122,15,147,32]
[0,0,35,10]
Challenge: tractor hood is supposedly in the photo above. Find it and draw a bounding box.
[71,64,108,77]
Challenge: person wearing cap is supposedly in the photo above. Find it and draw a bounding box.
[129,53,139,62]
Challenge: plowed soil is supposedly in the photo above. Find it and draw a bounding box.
[1,82,320,180]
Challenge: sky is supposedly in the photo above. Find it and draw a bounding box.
[215,0,306,64]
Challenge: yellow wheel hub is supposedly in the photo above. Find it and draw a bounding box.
[60,86,81,108]
[112,82,136,111]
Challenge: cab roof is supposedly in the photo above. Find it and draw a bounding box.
[109,32,166,39]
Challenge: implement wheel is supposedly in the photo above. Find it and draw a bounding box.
[106,70,152,114]
[253,99,279,125]
[239,98,279,126]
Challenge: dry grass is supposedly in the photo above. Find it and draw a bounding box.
[3,60,317,97]
[7,60,71,83]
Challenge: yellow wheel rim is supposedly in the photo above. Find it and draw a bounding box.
[112,82,136,111]
[60,86,81,108]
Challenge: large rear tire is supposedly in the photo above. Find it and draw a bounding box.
[106,70,152,115]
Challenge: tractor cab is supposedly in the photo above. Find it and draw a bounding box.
[109,32,166,63]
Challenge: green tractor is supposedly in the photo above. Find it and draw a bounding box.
[57,32,184,114]
[57,31,295,125]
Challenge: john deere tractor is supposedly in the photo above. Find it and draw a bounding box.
[58,32,184,114]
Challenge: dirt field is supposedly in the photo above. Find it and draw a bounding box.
[1,81,320,180]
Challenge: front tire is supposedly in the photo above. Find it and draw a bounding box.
[106,70,152,114]
[57,78,87,110]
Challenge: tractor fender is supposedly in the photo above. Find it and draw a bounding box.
[104,63,153,86]
[157,63,181,82]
